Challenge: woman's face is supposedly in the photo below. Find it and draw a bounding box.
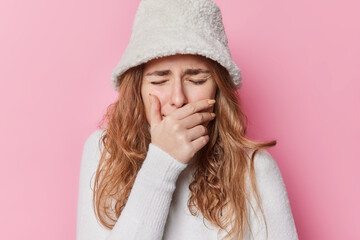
[141,54,217,127]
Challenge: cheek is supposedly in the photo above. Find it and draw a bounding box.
[186,85,217,116]
[141,86,168,119]
[148,88,169,108]
[141,85,151,123]
[187,85,217,102]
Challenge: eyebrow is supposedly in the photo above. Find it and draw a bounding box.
[145,68,210,77]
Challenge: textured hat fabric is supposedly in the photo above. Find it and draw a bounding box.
[111,0,242,91]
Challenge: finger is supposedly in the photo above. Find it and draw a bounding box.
[190,135,210,152]
[186,124,208,141]
[182,111,215,129]
[149,94,162,126]
[172,99,216,120]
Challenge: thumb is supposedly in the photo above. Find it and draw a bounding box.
[149,94,162,126]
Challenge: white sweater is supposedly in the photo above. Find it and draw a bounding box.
[77,129,299,240]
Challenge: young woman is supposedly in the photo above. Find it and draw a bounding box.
[77,0,298,239]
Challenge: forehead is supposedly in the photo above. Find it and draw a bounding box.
[144,54,210,71]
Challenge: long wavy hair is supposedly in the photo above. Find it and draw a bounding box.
[93,55,276,240]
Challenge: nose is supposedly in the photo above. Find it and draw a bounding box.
[169,79,188,108]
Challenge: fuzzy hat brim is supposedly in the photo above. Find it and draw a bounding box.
[111,26,242,91]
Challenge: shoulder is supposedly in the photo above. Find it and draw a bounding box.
[247,148,282,179]
[245,148,287,196]
[245,149,299,239]
[82,129,107,158]
[80,129,107,170]
[83,129,106,151]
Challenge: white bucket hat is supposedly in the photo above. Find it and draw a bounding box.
[111,0,242,91]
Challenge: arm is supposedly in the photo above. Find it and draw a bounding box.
[247,149,299,240]
[77,129,109,240]
[76,129,187,240]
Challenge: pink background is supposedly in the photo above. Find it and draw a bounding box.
[1,0,359,239]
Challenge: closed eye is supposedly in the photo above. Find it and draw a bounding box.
[150,79,207,85]
[189,80,207,85]
[150,80,167,85]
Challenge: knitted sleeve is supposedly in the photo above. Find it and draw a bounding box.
[246,149,299,240]
[76,129,187,240]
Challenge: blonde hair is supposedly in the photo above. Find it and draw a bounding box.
[93,55,276,239]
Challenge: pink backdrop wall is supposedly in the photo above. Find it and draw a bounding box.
[1,0,359,239]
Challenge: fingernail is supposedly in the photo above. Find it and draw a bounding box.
[208,99,216,105]
[211,113,216,117]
